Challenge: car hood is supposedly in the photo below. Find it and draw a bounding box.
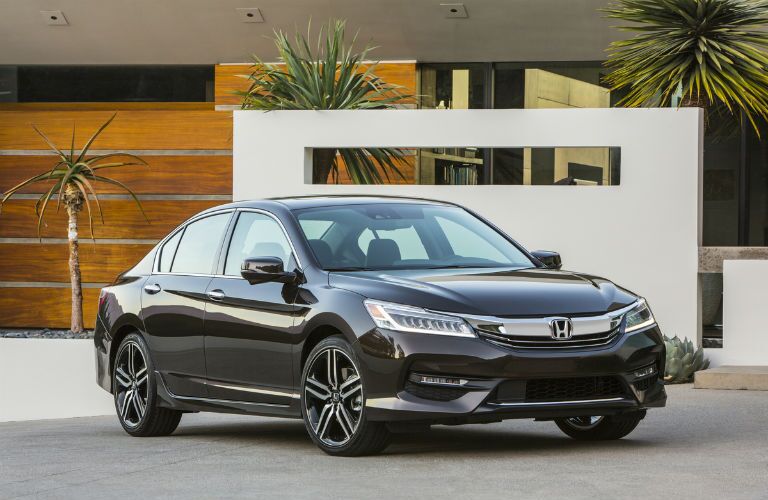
[328,267,638,317]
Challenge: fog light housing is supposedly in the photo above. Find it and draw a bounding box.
[633,365,656,379]
[409,373,468,386]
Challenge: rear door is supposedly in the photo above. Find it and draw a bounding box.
[203,210,303,404]
[141,211,233,398]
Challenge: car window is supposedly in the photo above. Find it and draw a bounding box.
[295,203,534,270]
[300,220,334,240]
[357,226,428,260]
[224,212,294,276]
[170,213,231,274]
[435,216,508,262]
[158,229,182,272]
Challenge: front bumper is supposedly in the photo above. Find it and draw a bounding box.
[355,324,666,423]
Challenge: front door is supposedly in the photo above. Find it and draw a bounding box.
[141,211,232,398]
[204,210,303,404]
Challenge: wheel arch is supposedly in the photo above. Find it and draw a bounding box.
[299,312,360,371]
[108,315,146,378]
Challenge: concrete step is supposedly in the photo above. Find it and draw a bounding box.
[694,366,768,391]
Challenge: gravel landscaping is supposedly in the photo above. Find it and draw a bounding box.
[0,329,94,339]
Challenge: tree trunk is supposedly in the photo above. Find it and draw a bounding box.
[64,184,84,333]
[313,148,338,184]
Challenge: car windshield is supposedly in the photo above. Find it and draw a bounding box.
[294,203,535,271]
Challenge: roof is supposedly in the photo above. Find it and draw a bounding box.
[217,195,456,211]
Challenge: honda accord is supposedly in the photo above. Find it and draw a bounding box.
[94,196,666,456]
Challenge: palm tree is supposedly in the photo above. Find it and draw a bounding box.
[0,114,148,333]
[240,20,413,184]
[602,0,768,132]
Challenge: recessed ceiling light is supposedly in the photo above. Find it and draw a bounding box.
[236,8,264,23]
[40,10,68,26]
[440,3,468,19]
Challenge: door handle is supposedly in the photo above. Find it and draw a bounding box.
[143,283,162,295]
[207,289,225,301]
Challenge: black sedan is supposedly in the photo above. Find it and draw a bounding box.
[94,196,666,456]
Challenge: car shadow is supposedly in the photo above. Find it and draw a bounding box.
[169,418,657,457]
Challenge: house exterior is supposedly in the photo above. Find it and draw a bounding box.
[0,0,764,354]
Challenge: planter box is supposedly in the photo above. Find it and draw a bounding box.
[0,339,113,422]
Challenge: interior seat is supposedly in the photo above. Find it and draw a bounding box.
[366,239,401,268]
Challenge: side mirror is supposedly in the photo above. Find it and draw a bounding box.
[531,250,562,270]
[241,257,297,285]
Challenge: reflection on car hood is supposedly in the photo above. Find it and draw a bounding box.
[328,267,638,317]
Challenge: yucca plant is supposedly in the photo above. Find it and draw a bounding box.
[0,114,148,333]
[240,20,413,184]
[603,0,768,132]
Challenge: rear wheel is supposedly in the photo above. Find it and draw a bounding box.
[555,412,644,440]
[113,333,182,437]
[301,337,390,456]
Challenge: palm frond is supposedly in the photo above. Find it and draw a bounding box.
[0,113,149,237]
[241,19,413,183]
[602,0,768,133]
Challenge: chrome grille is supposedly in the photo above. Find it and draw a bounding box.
[477,325,622,350]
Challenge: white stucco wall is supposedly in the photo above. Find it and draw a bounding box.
[233,108,703,342]
[0,339,113,422]
[717,260,768,365]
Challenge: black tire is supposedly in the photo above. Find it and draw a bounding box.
[113,333,182,437]
[555,411,645,441]
[300,336,390,456]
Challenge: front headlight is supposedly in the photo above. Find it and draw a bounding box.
[624,299,656,333]
[364,300,476,338]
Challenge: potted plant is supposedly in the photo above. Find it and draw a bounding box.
[0,114,148,333]
[240,20,413,184]
[603,0,768,131]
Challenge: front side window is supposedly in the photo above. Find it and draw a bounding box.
[295,203,534,271]
[224,212,294,276]
[170,213,231,274]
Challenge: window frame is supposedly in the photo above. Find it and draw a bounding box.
[218,209,303,278]
[151,209,235,277]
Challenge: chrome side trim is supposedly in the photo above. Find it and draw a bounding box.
[207,381,300,399]
[486,397,627,407]
[171,394,291,409]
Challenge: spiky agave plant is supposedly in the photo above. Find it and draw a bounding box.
[240,19,413,184]
[0,113,148,332]
[664,335,710,383]
[602,0,768,132]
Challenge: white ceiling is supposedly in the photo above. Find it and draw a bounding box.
[0,0,622,64]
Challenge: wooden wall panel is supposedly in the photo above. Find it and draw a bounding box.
[0,243,152,283]
[0,103,214,111]
[0,199,223,239]
[0,110,233,150]
[0,155,232,195]
[0,288,99,329]
[215,62,417,106]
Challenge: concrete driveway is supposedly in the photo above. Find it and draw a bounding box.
[1,385,767,500]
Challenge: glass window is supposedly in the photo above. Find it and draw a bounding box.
[158,230,182,272]
[295,203,534,271]
[170,213,230,274]
[224,212,293,276]
[436,216,507,262]
[357,226,428,260]
[300,220,334,240]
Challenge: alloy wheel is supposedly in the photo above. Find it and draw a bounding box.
[115,341,149,427]
[563,416,604,429]
[303,348,364,447]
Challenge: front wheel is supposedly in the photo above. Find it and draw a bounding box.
[554,411,645,441]
[113,333,182,437]
[300,337,390,456]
